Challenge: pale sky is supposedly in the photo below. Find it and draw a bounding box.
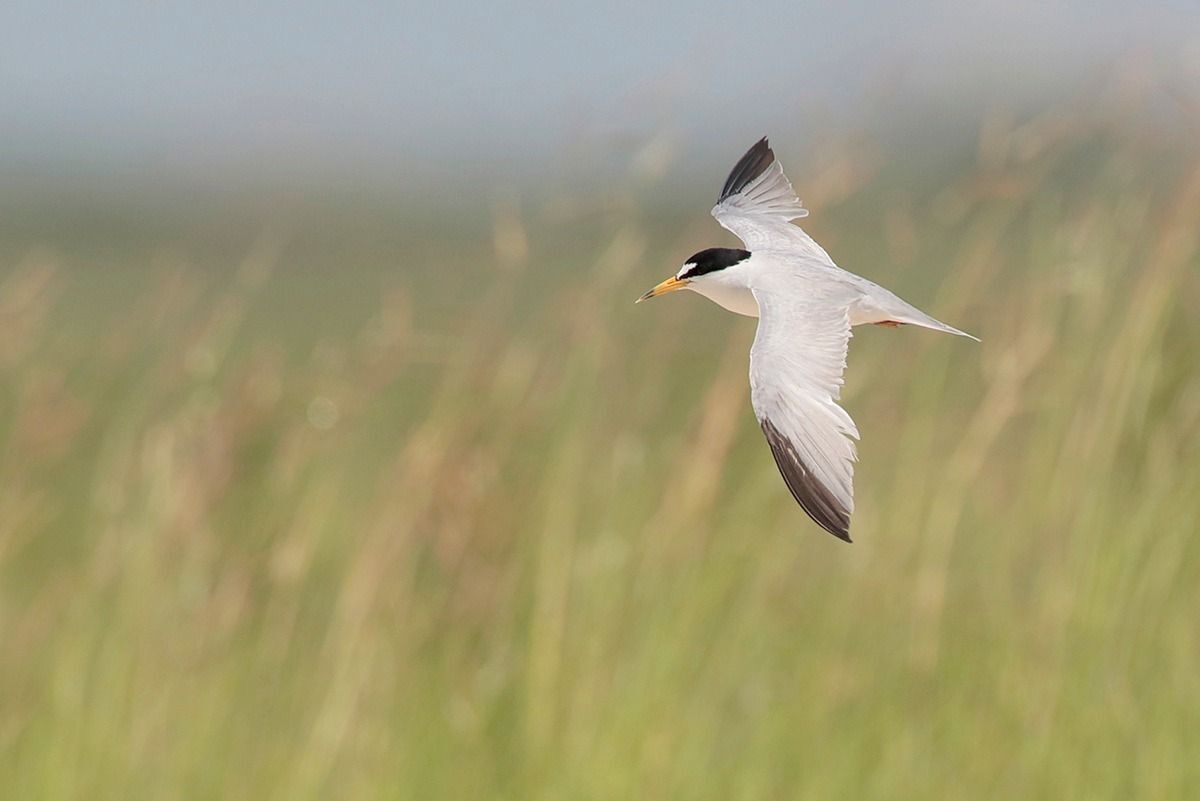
[2,1,1196,192]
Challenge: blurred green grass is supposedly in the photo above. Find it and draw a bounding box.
[2,106,1199,800]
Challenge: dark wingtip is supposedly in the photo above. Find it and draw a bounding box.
[718,137,775,204]
[760,417,853,542]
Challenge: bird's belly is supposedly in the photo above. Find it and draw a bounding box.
[691,283,759,317]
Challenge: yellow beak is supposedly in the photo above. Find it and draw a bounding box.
[636,276,689,303]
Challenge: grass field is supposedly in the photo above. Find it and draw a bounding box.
[2,101,1199,799]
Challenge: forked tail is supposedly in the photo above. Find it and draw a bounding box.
[852,286,979,341]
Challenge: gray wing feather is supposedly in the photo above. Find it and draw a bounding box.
[750,279,859,541]
[712,138,814,253]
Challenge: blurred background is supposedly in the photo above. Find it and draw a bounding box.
[2,2,1199,799]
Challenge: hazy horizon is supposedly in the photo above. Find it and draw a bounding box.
[4,0,1198,201]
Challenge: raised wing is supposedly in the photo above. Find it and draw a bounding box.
[749,279,859,541]
[713,138,814,253]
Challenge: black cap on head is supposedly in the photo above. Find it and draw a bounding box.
[679,247,751,280]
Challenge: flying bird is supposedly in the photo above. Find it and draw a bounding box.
[637,138,976,542]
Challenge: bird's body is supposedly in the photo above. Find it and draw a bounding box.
[637,138,976,542]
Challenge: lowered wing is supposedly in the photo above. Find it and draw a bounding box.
[749,276,860,541]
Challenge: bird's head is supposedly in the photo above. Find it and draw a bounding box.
[635,247,751,303]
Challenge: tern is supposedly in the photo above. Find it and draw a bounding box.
[637,138,976,542]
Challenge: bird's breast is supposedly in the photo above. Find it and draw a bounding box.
[689,283,760,317]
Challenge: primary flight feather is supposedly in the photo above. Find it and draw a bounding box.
[637,138,977,542]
